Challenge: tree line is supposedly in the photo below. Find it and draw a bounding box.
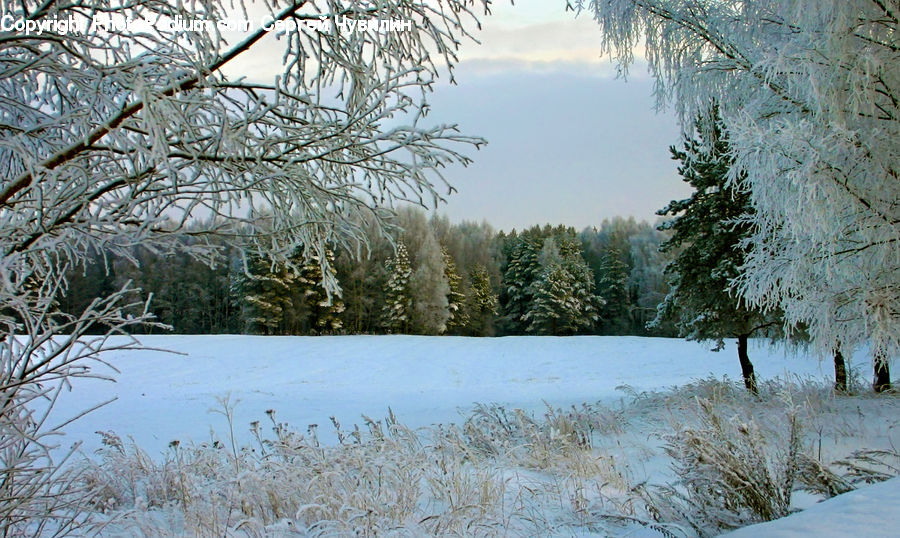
[60,209,677,338]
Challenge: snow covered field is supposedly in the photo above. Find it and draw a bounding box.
[51,335,898,536]
[56,335,836,455]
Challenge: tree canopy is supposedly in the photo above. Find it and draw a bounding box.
[572,0,900,361]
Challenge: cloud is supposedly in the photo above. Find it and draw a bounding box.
[460,18,607,64]
[449,57,619,79]
[456,15,652,80]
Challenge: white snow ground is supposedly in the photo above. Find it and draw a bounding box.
[49,335,896,536]
[53,335,838,455]
[723,476,900,537]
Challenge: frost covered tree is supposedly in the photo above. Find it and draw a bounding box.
[442,247,468,334]
[0,0,488,530]
[409,230,450,335]
[394,207,450,334]
[654,114,779,393]
[523,236,599,335]
[467,264,498,336]
[572,0,899,389]
[381,242,413,334]
[296,249,345,335]
[239,252,300,334]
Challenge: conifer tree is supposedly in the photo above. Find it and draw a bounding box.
[596,250,630,335]
[240,253,299,335]
[467,264,498,336]
[442,247,468,334]
[295,249,345,335]
[499,230,543,334]
[654,113,779,394]
[523,237,599,335]
[381,243,413,334]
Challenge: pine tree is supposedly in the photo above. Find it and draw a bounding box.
[467,264,498,336]
[240,253,299,335]
[295,249,345,335]
[596,250,630,335]
[442,247,468,334]
[654,113,779,394]
[523,237,599,335]
[381,243,413,334]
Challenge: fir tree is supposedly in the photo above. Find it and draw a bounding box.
[523,237,599,335]
[654,112,779,394]
[467,264,498,336]
[295,249,345,335]
[381,243,413,334]
[240,253,299,335]
[442,247,468,334]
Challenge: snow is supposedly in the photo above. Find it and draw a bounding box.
[54,335,836,456]
[48,335,896,535]
[724,477,900,538]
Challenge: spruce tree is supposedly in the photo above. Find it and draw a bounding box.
[295,249,345,334]
[467,264,498,336]
[654,112,779,394]
[596,250,630,335]
[240,253,299,335]
[381,242,413,334]
[442,247,468,334]
[499,229,543,334]
[523,237,599,335]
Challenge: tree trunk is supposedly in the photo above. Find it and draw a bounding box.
[873,350,892,393]
[833,348,848,393]
[737,334,758,394]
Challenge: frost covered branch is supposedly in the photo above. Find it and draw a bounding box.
[572,0,899,365]
[0,0,489,530]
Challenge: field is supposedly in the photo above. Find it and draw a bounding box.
[54,336,899,536]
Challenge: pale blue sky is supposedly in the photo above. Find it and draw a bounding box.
[224,1,691,230]
[426,0,690,230]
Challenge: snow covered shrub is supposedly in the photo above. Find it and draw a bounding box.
[638,396,806,536]
[837,448,900,486]
[74,378,896,536]
[452,401,630,487]
[421,454,508,535]
[0,389,93,536]
[80,431,179,512]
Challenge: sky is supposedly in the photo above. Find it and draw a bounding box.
[225,1,692,231]
[425,1,691,231]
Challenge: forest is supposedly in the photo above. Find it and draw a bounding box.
[60,210,677,338]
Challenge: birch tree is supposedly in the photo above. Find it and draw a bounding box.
[0,0,488,530]
[572,0,899,386]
